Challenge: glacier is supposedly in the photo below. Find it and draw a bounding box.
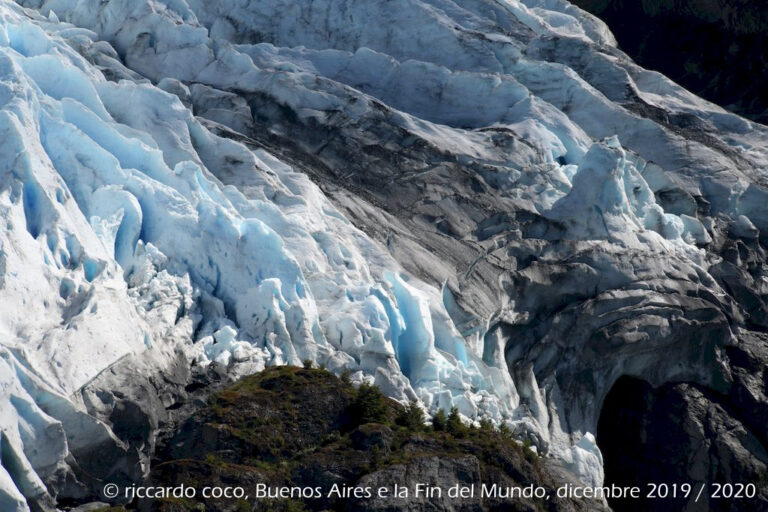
[1,0,768,509]
[0,2,525,507]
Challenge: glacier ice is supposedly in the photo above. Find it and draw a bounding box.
[2,0,768,508]
[548,136,712,254]
[0,2,528,507]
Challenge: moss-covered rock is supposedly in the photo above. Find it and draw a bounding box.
[133,367,606,511]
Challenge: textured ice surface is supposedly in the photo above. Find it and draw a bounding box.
[3,0,768,508]
[0,2,525,508]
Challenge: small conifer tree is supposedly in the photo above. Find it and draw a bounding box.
[479,417,494,431]
[447,406,466,437]
[351,382,388,424]
[396,399,425,430]
[432,408,448,431]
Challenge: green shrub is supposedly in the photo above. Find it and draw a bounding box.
[370,445,383,471]
[522,438,538,462]
[350,382,388,425]
[302,359,313,369]
[432,408,447,431]
[447,406,467,437]
[396,399,425,431]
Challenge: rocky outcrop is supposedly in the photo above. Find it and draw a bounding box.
[598,354,768,511]
[137,366,608,512]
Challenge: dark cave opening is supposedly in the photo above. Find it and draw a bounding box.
[597,376,702,512]
[597,374,768,512]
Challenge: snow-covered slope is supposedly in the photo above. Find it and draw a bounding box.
[2,0,768,509]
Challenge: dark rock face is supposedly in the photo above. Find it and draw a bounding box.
[57,353,233,506]
[591,222,768,510]
[572,0,768,123]
[598,370,768,511]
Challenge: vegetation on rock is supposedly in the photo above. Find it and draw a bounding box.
[109,366,605,511]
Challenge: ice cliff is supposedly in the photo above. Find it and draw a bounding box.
[1,0,768,510]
